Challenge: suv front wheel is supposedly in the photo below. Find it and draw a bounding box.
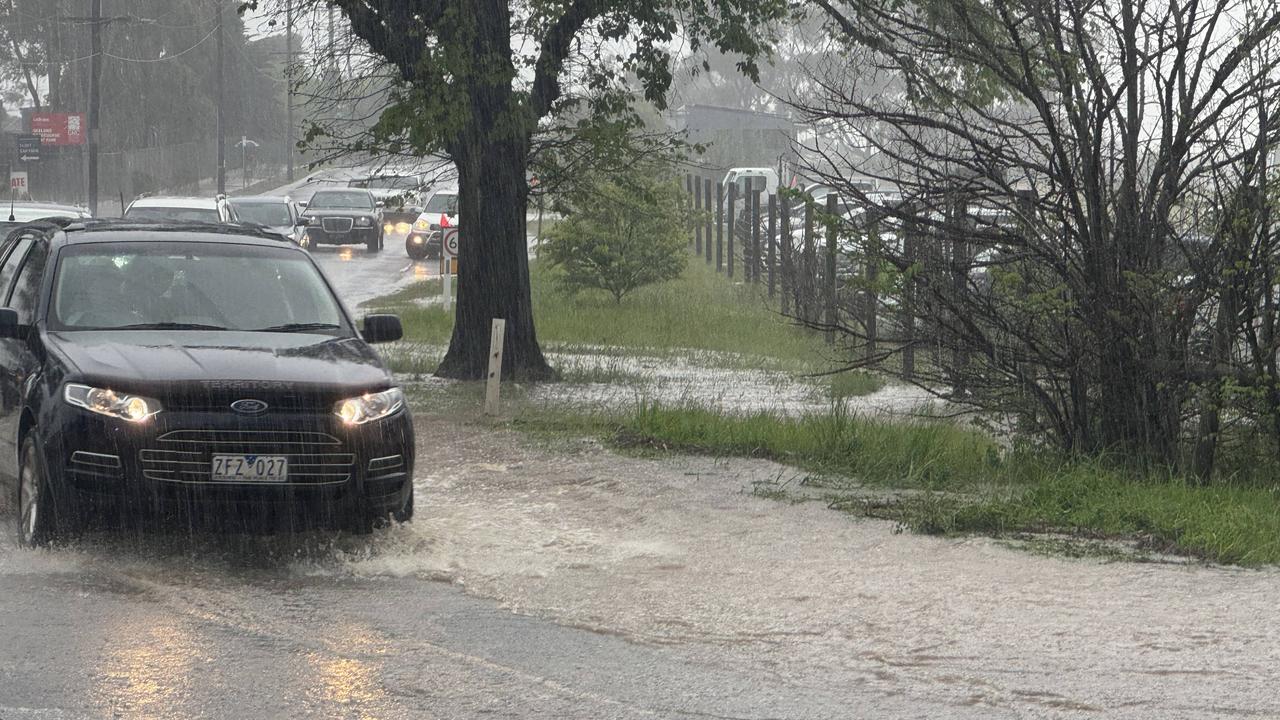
[17,434,72,547]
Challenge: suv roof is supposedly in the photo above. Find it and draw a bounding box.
[228,195,291,204]
[57,219,298,246]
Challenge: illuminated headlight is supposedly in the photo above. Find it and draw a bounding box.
[334,388,404,425]
[383,223,395,234]
[355,216,373,227]
[64,383,161,422]
[411,235,425,244]
[395,222,411,234]
[413,218,431,231]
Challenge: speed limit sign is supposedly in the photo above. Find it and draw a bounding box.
[443,227,460,257]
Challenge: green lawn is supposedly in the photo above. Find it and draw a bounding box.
[368,256,882,381]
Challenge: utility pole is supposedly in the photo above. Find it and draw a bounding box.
[87,0,102,214]
[215,0,226,195]
[285,0,295,182]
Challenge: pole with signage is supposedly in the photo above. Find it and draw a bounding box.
[441,227,459,312]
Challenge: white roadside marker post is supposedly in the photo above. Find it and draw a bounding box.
[484,319,506,415]
[442,259,452,312]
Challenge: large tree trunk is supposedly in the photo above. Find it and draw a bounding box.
[435,133,555,381]
[433,0,553,382]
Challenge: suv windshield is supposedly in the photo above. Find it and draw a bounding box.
[125,206,221,223]
[52,241,347,333]
[423,193,457,214]
[308,191,373,209]
[230,201,291,226]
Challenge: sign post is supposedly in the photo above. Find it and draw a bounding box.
[441,227,459,312]
[9,171,29,198]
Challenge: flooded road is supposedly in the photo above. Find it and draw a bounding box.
[2,246,1276,719]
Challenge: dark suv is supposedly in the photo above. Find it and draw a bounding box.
[0,221,414,546]
[298,189,384,252]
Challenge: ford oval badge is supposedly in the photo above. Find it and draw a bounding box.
[231,398,269,415]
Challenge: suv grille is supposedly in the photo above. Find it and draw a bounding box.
[321,217,353,233]
[140,430,353,485]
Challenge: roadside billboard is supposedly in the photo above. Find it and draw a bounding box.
[30,112,86,146]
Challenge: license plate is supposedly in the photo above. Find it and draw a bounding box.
[211,455,288,482]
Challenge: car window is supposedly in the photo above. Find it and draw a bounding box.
[308,191,374,210]
[423,193,457,214]
[51,241,348,333]
[0,236,35,304]
[8,240,48,325]
[125,206,221,223]
[231,202,293,226]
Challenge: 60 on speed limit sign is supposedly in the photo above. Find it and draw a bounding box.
[443,227,460,257]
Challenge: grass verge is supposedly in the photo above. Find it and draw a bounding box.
[366,257,883,389]
[503,398,1280,566]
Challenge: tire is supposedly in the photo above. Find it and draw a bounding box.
[394,483,414,524]
[17,434,72,547]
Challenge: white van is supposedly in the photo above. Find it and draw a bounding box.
[721,167,779,197]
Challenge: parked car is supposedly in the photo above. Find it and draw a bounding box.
[0,220,413,545]
[406,188,458,260]
[4,202,92,223]
[347,175,424,232]
[124,196,237,223]
[298,188,384,252]
[227,195,304,246]
[722,167,779,198]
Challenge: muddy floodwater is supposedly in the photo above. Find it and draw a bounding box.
[3,414,1277,718]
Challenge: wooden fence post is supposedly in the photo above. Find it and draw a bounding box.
[901,207,918,381]
[484,318,506,416]
[750,190,761,283]
[803,200,815,322]
[693,176,703,255]
[704,178,713,265]
[715,182,724,273]
[780,192,791,316]
[824,193,838,344]
[767,194,777,298]
[864,207,879,361]
[685,174,694,248]
[727,183,737,279]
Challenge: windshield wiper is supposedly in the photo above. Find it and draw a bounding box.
[252,322,341,333]
[112,322,229,331]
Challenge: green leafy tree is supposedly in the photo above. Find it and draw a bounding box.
[543,172,690,304]
[254,0,788,380]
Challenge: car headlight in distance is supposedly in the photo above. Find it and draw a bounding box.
[383,223,395,234]
[395,221,411,234]
[64,383,161,422]
[334,388,405,425]
[413,218,431,231]
[356,216,373,227]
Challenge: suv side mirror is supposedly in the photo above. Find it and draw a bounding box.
[362,314,403,344]
[295,215,309,227]
[0,308,21,339]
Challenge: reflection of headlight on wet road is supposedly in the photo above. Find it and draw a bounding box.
[339,247,353,261]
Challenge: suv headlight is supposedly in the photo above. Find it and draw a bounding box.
[334,388,404,425]
[306,215,320,226]
[413,217,431,231]
[355,216,373,227]
[65,383,161,422]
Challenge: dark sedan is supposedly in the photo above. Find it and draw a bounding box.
[299,189,384,252]
[0,221,413,545]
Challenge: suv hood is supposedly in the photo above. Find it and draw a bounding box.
[46,330,390,394]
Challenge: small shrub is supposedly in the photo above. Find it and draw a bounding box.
[541,171,690,303]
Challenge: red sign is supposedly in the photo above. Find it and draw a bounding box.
[30,112,85,146]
